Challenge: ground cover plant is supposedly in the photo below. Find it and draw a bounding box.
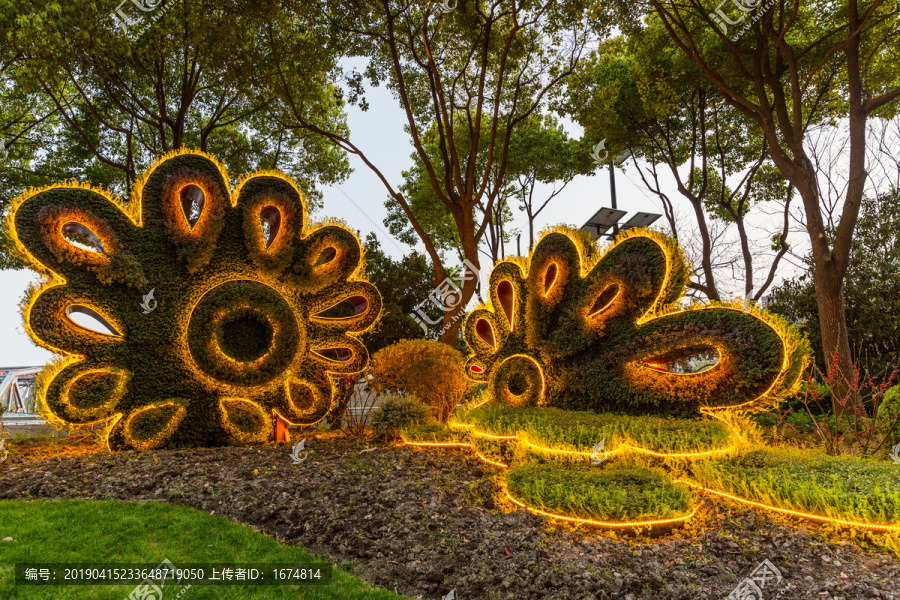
[455,405,735,456]
[505,462,694,522]
[690,446,900,529]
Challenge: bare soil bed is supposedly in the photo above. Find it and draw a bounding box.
[1,433,897,599]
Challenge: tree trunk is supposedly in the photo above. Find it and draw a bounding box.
[812,261,857,416]
[437,272,478,345]
[688,198,720,301]
[438,225,481,345]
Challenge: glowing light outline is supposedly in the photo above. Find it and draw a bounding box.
[450,421,736,460]
[506,490,696,530]
[676,479,900,532]
[462,226,806,413]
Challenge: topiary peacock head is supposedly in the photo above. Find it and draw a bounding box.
[464,226,808,415]
[12,150,381,450]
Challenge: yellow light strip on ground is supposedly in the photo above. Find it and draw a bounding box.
[522,440,616,459]
[475,450,508,469]
[506,490,696,529]
[402,439,507,469]
[402,440,472,448]
[473,430,519,440]
[524,440,732,459]
[675,479,900,532]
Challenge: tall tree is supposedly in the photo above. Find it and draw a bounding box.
[768,190,900,374]
[506,114,591,251]
[630,0,900,410]
[0,44,61,267]
[263,0,603,343]
[562,26,793,301]
[1,0,350,204]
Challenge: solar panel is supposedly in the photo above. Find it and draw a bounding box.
[620,212,662,230]
[580,208,626,240]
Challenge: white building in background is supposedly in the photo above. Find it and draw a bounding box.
[0,366,42,416]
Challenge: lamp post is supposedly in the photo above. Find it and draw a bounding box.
[581,143,660,241]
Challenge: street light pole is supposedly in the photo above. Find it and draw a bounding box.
[609,162,618,236]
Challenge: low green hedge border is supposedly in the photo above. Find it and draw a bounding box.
[691,446,900,526]
[506,462,694,522]
[456,405,734,455]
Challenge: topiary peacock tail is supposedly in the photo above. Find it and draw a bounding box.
[12,150,382,450]
[464,226,808,414]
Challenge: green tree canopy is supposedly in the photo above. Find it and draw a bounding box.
[560,22,792,301]
[0,0,352,266]
[360,233,440,354]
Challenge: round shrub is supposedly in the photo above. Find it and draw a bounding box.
[369,339,469,422]
[370,393,431,440]
[876,385,900,447]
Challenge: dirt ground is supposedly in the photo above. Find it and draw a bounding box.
[0,433,898,600]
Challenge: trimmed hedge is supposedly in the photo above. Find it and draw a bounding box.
[691,446,900,525]
[368,339,469,422]
[400,422,461,444]
[13,150,382,449]
[506,462,694,522]
[458,405,734,457]
[464,226,809,414]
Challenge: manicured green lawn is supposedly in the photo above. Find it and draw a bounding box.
[0,500,408,599]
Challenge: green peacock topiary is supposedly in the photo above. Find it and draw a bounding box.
[12,149,381,450]
[463,226,809,416]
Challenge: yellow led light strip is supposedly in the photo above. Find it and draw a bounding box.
[506,490,696,529]
[401,439,507,468]
[403,440,472,448]
[473,430,518,441]
[676,479,900,532]
[523,440,734,460]
[453,422,734,460]
[475,450,509,469]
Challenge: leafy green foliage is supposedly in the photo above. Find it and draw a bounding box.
[399,422,458,444]
[15,152,381,449]
[0,500,410,599]
[507,462,693,521]
[559,17,791,300]
[359,233,439,354]
[369,339,469,422]
[465,228,805,413]
[0,0,352,268]
[876,386,900,448]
